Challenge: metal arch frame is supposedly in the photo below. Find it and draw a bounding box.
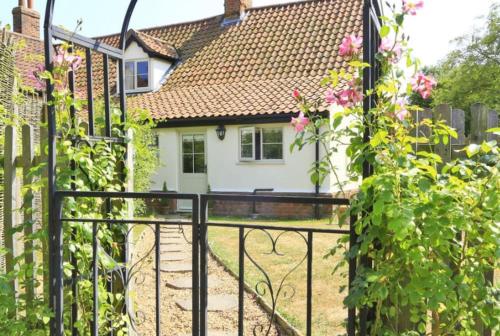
[41,0,382,334]
[44,1,138,335]
[361,0,382,334]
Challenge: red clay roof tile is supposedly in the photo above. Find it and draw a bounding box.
[77,0,363,122]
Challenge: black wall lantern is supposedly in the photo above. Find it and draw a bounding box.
[216,125,226,140]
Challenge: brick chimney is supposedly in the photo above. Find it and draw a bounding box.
[12,0,40,39]
[225,0,252,19]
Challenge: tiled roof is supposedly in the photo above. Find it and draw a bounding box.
[83,0,364,121]
[129,30,179,60]
[7,31,44,90]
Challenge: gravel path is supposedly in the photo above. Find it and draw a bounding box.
[129,224,284,336]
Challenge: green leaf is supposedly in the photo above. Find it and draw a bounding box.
[486,127,500,135]
[380,25,390,38]
[370,130,388,147]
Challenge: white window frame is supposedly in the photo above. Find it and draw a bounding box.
[238,126,283,162]
[181,134,207,174]
[260,127,283,161]
[239,127,255,161]
[124,58,151,93]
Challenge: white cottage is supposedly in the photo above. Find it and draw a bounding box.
[92,0,363,216]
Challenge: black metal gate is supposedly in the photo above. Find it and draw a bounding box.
[52,192,359,336]
[44,0,381,335]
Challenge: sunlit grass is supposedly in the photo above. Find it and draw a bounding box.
[207,216,349,336]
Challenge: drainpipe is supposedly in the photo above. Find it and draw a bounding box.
[252,188,274,218]
[314,126,320,219]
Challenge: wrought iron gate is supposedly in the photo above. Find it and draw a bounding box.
[44,0,381,335]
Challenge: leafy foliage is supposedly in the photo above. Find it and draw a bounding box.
[431,4,499,118]
[0,41,158,334]
[292,2,499,335]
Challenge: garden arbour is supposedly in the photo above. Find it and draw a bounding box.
[40,0,498,335]
[41,0,383,335]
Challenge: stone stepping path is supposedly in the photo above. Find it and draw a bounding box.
[159,262,192,273]
[161,246,191,253]
[160,252,190,262]
[180,332,234,336]
[165,276,222,289]
[176,294,238,312]
[158,226,239,335]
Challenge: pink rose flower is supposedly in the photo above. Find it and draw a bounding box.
[292,88,301,100]
[339,34,363,57]
[291,112,310,133]
[395,98,409,121]
[325,80,363,108]
[379,38,402,63]
[29,63,46,91]
[411,72,437,99]
[403,0,424,16]
[325,88,336,104]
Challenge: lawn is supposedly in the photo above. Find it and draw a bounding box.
[207,216,350,336]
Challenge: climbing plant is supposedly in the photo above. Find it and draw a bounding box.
[0,41,157,334]
[292,1,499,335]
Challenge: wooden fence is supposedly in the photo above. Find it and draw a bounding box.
[414,103,499,161]
[2,107,47,302]
[1,108,134,304]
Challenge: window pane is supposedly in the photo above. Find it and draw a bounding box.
[125,62,135,90]
[137,73,149,88]
[194,154,205,173]
[240,129,253,145]
[125,76,134,90]
[241,144,253,158]
[193,136,205,153]
[263,144,283,159]
[183,154,193,173]
[262,128,282,143]
[137,61,148,75]
[125,62,135,77]
[182,136,193,154]
[136,61,149,88]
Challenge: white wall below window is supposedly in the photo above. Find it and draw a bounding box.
[150,122,353,194]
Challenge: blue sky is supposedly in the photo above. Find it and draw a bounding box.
[0,0,496,65]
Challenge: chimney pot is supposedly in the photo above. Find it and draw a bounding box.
[224,0,252,19]
[12,1,40,39]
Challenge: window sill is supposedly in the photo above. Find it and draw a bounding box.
[236,160,285,165]
[125,87,152,94]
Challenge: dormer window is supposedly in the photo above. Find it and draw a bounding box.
[125,59,150,92]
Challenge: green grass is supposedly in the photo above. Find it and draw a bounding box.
[207,216,350,336]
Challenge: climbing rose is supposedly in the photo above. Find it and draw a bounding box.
[379,38,402,63]
[325,81,363,108]
[53,47,83,70]
[29,63,46,91]
[339,34,362,57]
[325,88,336,104]
[403,0,424,15]
[292,88,301,100]
[394,98,409,121]
[411,72,436,99]
[291,112,309,133]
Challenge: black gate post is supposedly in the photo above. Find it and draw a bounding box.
[44,1,138,334]
[360,0,382,334]
[199,195,209,336]
[192,195,200,336]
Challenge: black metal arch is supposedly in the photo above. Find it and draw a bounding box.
[42,0,382,335]
[44,1,138,335]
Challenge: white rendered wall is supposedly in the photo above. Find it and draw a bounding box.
[149,123,354,194]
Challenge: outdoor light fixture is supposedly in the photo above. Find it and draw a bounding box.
[216,125,226,140]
